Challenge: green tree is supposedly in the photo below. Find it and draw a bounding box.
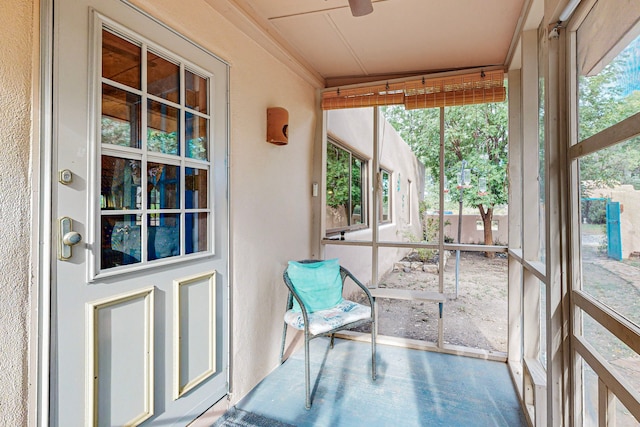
[326,142,363,227]
[383,102,509,256]
[578,44,640,192]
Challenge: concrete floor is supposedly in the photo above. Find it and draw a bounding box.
[217,338,526,427]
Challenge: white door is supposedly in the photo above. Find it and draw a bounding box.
[52,0,229,425]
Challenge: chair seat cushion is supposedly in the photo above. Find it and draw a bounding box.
[284,299,372,336]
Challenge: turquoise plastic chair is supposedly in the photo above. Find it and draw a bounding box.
[279,260,376,409]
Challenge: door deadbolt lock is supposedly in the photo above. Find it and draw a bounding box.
[59,216,82,260]
[59,169,73,185]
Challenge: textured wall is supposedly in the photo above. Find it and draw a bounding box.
[130,0,318,406]
[0,0,34,425]
[325,108,426,282]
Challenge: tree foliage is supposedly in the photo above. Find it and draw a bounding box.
[383,102,509,250]
[326,142,363,227]
[578,50,640,192]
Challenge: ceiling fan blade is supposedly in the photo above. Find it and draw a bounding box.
[348,0,373,17]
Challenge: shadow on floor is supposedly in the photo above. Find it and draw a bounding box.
[218,338,526,427]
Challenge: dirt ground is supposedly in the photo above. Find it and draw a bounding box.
[358,251,509,353]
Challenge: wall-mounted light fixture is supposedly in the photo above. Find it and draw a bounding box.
[348,0,373,17]
[267,107,288,145]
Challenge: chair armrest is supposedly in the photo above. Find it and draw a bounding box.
[340,267,374,310]
[283,271,311,332]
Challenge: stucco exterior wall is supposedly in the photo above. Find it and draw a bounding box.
[325,109,425,284]
[130,0,318,405]
[592,185,640,259]
[0,0,34,425]
[427,214,509,245]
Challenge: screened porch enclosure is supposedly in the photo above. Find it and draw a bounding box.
[321,72,511,361]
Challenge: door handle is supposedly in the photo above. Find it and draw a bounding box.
[59,216,82,260]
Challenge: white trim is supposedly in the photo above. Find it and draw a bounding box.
[173,271,217,400]
[37,0,54,425]
[338,330,508,362]
[568,111,640,160]
[573,336,640,421]
[573,290,640,355]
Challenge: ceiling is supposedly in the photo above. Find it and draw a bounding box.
[206,0,531,87]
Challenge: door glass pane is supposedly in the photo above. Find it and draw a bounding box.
[382,105,440,245]
[185,168,207,208]
[185,213,207,254]
[101,84,141,149]
[147,51,179,103]
[185,70,207,113]
[186,113,208,160]
[583,311,640,395]
[147,100,179,155]
[579,137,640,327]
[540,281,547,365]
[147,163,180,209]
[101,214,141,268]
[101,156,141,210]
[538,30,547,263]
[615,398,640,426]
[148,213,180,260]
[102,29,141,89]
[444,103,509,248]
[438,252,508,351]
[582,357,598,427]
[98,26,211,273]
[578,33,640,141]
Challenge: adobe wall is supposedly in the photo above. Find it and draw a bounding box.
[591,185,640,259]
[427,214,509,245]
[324,108,426,284]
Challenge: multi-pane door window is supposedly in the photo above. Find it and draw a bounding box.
[100,27,211,271]
[325,141,367,233]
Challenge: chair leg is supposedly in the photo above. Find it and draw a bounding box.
[330,333,335,349]
[280,322,288,364]
[304,332,311,409]
[371,318,377,380]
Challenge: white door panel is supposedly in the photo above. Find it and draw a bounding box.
[52,0,228,425]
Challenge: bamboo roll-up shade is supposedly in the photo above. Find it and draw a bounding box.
[404,87,506,110]
[321,70,505,110]
[321,92,405,110]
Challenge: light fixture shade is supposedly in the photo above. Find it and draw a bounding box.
[348,0,373,17]
[267,107,288,145]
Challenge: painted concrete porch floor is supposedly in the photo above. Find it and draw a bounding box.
[230,338,527,427]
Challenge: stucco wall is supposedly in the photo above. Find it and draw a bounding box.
[325,109,425,284]
[130,0,318,405]
[592,185,640,259]
[0,0,34,425]
[427,214,509,245]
